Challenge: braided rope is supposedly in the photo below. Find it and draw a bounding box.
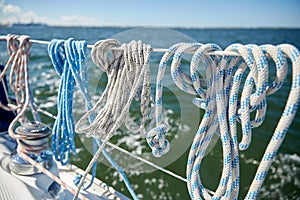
[245,44,300,199]
[171,43,201,95]
[153,41,299,199]
[74,40,152,200]
[187,43,234,199]
[1,35,298,199]
[187,44,299,199]
[0,34,20,111]
[48,39,78,165]
[48,39,137,197]
[48,38,99,189]
[0,35,41,146]
[146,43,184,157]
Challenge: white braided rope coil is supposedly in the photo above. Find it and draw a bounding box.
[73,40,152,199]
[153,42,299,199]
[245,44,300,199]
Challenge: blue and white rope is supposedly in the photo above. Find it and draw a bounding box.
[48,39,137,197]
[245,44,300,199]
[48,39,77,165]
[187,43,298,199]
[153,42,299,199]
[146,42,206,157]
[146,43,184,157]
[171,43,202,95]
[187,43,237,199]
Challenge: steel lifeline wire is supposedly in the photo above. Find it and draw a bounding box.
[36,104,188,183]
[0,35,240,56]
[47,38,138,198]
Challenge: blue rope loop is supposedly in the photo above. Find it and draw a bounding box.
[48,39,77,165]
[227,44,270,151]
[48,38,96,189]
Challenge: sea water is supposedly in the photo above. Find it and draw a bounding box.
[0,26,299,199]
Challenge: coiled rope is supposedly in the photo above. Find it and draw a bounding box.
[245,44,300,199]
[155,42,299,199]
[0,34,29,113]
[48,38,137,198]
[0,34,43,150]
[48,39,78,165]
[1,34,298,199]
[48,38,99,189]
[74,40,152,200]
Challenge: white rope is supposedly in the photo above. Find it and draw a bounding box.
[73,40,152,199]
[186,43,232,199]
[154,42,299,199]
[185,43,298,199]
[245,44,300,199]
[1,35,298,199]
[146,43,185,157]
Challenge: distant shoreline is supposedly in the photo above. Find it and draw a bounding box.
[4,24,300,30]
[11,23,48,28]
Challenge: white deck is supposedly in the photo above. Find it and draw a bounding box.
[0,133,129,200]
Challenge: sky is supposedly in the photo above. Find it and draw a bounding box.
[0,0,299,28]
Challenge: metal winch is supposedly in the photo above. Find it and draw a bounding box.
[10,121,53,175]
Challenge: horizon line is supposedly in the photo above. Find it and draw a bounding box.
[5,23,300,29]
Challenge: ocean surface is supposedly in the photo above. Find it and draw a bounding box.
[0,26,299,200]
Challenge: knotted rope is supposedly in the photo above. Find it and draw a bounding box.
[146,42,203,157]
[74,40,152,200]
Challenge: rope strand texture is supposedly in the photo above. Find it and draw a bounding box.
[48,39,79,165]
[48,38,99,190]
[74,40,152,200]
[154,42,299,199]
[0,34,41,147]
[187,43,298,199]
[48,38,137,196]
[245,44,300,199]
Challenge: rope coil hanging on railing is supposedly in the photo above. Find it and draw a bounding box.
[73,40,152,200]
[153,42,299,199]
[0,34,44,151]
[0,34,299,200]
[48,39,80,164]
[47,38,138,199]
[0,35,31,129]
